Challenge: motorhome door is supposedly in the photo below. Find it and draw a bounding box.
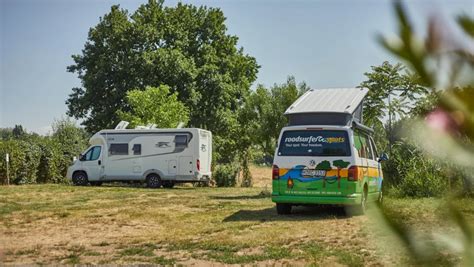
[80,145,104,180]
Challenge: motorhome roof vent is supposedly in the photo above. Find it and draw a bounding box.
[115,121,129,130]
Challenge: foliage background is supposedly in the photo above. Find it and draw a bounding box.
[0,0,472,198]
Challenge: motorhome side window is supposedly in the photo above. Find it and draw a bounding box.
[109,143,128,156]
[278,130,350,156]
[132,144,141,155]
[83,146,101,161]
[175,135,188,148]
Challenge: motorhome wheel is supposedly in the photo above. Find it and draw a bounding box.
[146,174,162,188]
[72,172,89,186]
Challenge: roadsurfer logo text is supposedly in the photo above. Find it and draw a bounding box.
[284,136,345,144]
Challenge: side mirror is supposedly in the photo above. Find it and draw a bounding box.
[378,153,389,162]
[79,154,86,161]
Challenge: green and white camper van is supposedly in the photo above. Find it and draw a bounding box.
[272,88,387,214]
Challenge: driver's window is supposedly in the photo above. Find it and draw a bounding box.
[84,146,101,161]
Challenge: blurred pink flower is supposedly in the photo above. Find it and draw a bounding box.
[425,108,460,135]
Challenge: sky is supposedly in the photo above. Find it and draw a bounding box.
[0,0,473,134]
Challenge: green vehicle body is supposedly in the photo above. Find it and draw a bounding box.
[271,125,384,212]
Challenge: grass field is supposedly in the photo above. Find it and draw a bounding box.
[0,167,473,266]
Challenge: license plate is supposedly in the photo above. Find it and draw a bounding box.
[301,169,326,177]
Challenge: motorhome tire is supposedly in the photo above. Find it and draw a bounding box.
[146,174,162,188]
[162,181,175,188]
[72,171,88,186]
[276,203,292,215]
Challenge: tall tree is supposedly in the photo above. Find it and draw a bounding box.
[117,85,189,128]
[359,61,427,128]
[12,125,26,139]
[359,61,427,154]
[66,0,259,163]
[246,76,308,163]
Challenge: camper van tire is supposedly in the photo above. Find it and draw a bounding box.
[276,203,292,215]
[72,171,88,186]
[146,173,162,188]
[162,181,175,188]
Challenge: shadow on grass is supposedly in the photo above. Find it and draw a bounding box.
[223,205,350,222]
[96,183,199,190]
[210,194,270,200]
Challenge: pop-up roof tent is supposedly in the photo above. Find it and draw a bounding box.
[285,87,372,132]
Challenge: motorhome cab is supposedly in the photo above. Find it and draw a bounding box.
[67,124,212,188]
[272,88,387,214]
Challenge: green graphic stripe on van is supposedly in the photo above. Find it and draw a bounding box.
[279,165,337,183]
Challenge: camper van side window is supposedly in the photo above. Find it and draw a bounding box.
[362,135,373,160]
[132,144,141,155]
[369,137,378,159]
[109,143,129,156]
[354,131,366,158]
[175,135,188,148]
[354,131,374,159]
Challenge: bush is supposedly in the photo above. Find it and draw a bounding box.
[384,140,450,197]
[37,139,64,183]
[213,164,239,187]
[0,139,41,184]
[0,119,88,185]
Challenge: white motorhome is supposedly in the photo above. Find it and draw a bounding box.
[67,126,212,188]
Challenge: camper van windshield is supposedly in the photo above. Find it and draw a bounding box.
[278,130,350,157]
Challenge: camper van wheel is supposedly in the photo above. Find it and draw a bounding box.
[72,171,88,186]
[162,181,175,189]
[146,174,162,188]
[276,203,292,215]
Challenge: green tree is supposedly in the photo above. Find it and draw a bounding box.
[66,0,259,165]
[51,117,89,177]
[12,125,26,139]
[117,85,189,128]
[332,160,350,189]
[246,77,308,163]
[360,61,427,128]
[359,61,427,155]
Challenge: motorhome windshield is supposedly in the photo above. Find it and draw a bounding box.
[278,130,350,156]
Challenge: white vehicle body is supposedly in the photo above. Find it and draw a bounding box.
[67,128,212,184]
